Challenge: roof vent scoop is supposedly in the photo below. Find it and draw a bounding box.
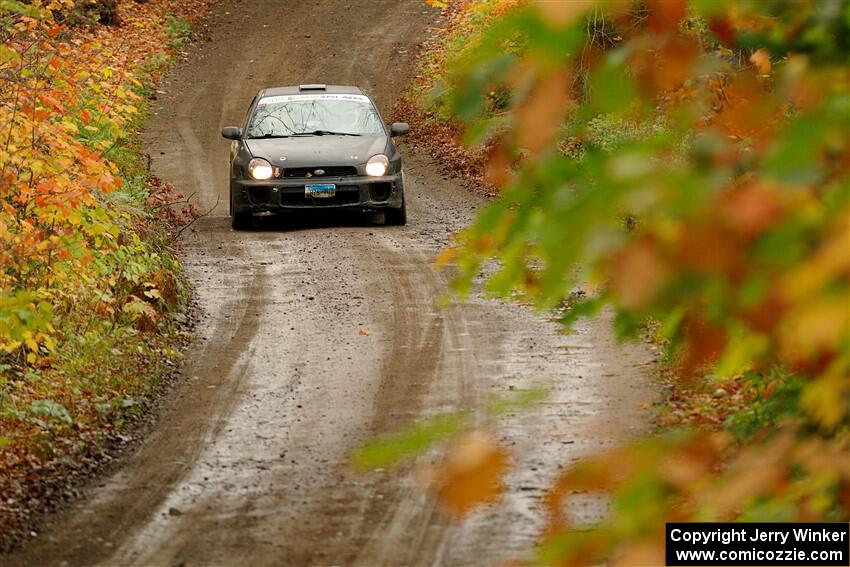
[299,84,327,91]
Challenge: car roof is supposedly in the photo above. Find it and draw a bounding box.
[258,85,365,97]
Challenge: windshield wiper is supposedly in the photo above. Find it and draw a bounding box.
[308,130,361,136]
[250,130,362,139]
[248,133,293,139]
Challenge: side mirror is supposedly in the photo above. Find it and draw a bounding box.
[221,126,242,140]
[389,122,410,137]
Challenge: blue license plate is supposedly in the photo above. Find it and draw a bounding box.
[305,183,336,198]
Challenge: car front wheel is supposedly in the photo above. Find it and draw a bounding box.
[231,211,252,230]
[385,199,406,226]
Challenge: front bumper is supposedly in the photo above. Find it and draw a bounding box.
[231,174,404,214]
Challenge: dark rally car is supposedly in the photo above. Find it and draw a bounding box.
[221,84,410,230]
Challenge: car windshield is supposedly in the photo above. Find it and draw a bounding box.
[246,94,385,138]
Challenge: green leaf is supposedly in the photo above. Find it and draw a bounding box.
[589,53,635,114]
[485,387,549,415]
[351,412,470,471]
[28,399,72,425]
[0,45,21,66]
[352,388,549,471]
[559,296,604,327]
[0,0,47,18]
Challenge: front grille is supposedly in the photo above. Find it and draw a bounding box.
[283,166,358,178]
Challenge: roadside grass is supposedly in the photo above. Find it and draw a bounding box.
[165,14,193,51]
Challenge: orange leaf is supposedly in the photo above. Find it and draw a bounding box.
[646,0,686,33]
[431,431,509,517]
[533,0,595,27]
[608,237,670,310]
[433,246,458,268]
[750,48,772,76]
[514,70,573,158]
[484,138,513,188]
[679,314,727,377]
[653,35,700,92]
[719,182,783,237]
[612,541,666,567]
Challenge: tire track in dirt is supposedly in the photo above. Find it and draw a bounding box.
[347,243,481,567]
[6,269,268,567]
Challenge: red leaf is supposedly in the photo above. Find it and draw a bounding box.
[708,16,736,47]
[646,0,686,34]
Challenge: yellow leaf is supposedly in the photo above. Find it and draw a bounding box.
[778,293,849,358]
[62,120,78,134]
[801,370,849,431]
[434,246,458,268]
[0,45,21,66]
[781,217,850,302]
[1,340,23,353]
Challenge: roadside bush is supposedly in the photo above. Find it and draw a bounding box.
[0,0,202,544]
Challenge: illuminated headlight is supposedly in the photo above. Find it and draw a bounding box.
[248,158,273,180]
[365,154,389,177]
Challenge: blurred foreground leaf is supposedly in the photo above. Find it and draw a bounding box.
[394,0,850,563]
[429,430,510,517]
[352,412,470,472]
[352,387,548,472]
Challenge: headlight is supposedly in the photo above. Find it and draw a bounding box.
[248,158,273,180]
[365,154,389,177]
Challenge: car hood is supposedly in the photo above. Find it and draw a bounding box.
[245,135,388,167]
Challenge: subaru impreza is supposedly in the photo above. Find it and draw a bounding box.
[221,84,409,229]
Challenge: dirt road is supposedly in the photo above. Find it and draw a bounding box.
[6,1,654,565]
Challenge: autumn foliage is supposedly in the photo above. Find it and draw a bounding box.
[0,0,202,545]
[379,0,849,564]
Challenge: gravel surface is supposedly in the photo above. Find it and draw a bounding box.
[4,1,655,565]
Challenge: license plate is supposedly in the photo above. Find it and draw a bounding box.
[305,183,336,198]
